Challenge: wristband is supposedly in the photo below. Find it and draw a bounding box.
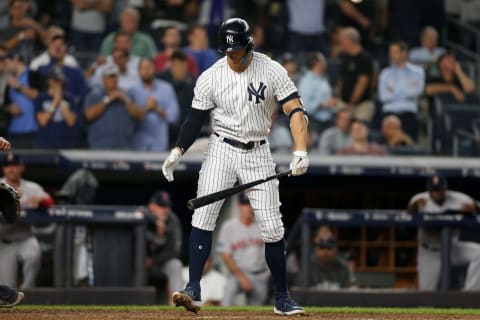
[102,96,110,104]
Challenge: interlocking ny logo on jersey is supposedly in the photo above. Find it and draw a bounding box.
[226,35,234,44]
[247,82,267,104]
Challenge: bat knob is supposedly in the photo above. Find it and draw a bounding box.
[187,200,195,210]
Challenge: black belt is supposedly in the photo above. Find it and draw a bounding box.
[214,133,266,150]
[247,268,268,275]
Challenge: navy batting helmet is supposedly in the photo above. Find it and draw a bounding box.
[218,18,254,53]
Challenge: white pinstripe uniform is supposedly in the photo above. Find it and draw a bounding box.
[191,52,297,243]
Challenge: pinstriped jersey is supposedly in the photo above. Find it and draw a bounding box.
[192,52,297,143]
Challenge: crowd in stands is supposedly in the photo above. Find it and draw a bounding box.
[0,0,476,156]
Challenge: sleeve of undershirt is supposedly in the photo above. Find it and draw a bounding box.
[191,69,214,111]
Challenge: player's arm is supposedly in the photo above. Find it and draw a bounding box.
[221,252,253,292]
[349,75,369,105]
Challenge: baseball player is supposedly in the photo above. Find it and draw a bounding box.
[217,193,269,306]
[407,175,480,290]
[0,136,24,307]
[162,18,308,316]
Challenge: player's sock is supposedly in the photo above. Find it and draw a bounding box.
[188,227,212,286]
[265,240,288,296]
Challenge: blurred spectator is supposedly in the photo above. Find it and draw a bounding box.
[1,0,47,62]
[279,52,300,85]
[145,190,183,302]
[318,108,352,155]
[217,193,269,306]
[0,44,9,137]
[407,175,480,291]
[70,0,113,52]
[99,7,157,58]
[252,25,266,54]
[90,32,140,92]
[337,119,387,156]
[83,64,142,149]
[0,1,8,29]
[4,53,41,148]
[105,0,128,33]
[183,24,217,74]
[425,53,475,102]
[269,111,292,153]
[0,152,53,289]
[158,50,195,148]
[378,41,425,141]
[286,0,329,55]
[30,25,79,71]
[338,0,386,49]
[36,35,88,108]
[337,27,374,123]
[154,26,199,77]
[146,0,198,23]
[379,115,413,148]
[305,225,354,290]
[34,66,80,148]
[298,52,336,133]
[130,58,179,151]
[409,26,446,66]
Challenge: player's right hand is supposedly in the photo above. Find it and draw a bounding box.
[290,150,309,176]
[162,148,183,182]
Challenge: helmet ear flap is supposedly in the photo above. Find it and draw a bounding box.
[246,40,254,53]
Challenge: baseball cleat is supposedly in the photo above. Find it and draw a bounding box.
[274,293,305,316]
[172,286,202,314]
[0,291,24,308]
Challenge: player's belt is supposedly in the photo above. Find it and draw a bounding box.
[214,132,266,150]
[421,243,440,252]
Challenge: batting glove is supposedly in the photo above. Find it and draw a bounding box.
[289,150,309,176]
[162,148,183,182]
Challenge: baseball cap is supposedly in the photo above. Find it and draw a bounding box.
[48,66,65,82]
[150,190,171,207]
[101,64,119,77]
[2,153,23,166]
[426,174,448,191]
[238,192,250,205]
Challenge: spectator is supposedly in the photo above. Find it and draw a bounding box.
[144,190,184,302]
[286,0,329,54]
[29,25,79,71]
[0,44,9,137]
[36,35,88,108]
[379,115,413,148]
[34,66,80,148]
[252,25,266,54]
[337,119,387,156]
[407,175,480,291]
[279,52,300,86]
[130,58,179,151]
[378,41,425,141]
[183,24,217,74]
[70,0,113,52]
[298,52,336,133]
[318,108,352,155]
[157,50,195,148]
[1,0,47,62]
[89,33,140,92]
[0,152,54,289]
[4,53,41,148]
[99,7,157,58]
[409,26,446,66]
[337,27,375,123]
[425,53,475,102]
[217,193,269,306]
[83,64,142,150]
[305,225,354,290]
[154,26,198,77]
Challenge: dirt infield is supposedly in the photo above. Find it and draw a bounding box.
[2,309,480,320]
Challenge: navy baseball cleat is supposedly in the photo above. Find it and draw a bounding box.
[274,293,305,316]
[0,291,24,308]
[172,283,201,314]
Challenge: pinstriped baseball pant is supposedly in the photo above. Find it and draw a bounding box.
[192,134,285,243]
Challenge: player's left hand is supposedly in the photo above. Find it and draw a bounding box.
[290,150,309,176]
[162,147,183,182]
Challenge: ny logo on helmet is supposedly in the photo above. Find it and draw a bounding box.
[248,82,267,104]
[226,35,234,44]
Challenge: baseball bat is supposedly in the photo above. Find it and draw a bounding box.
[187,170,292,210]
